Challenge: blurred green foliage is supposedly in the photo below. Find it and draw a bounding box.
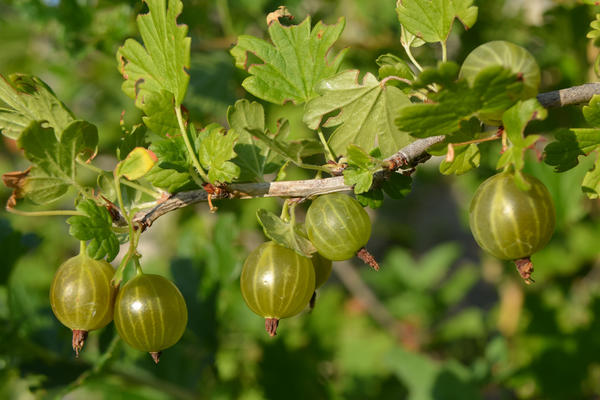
[1,0,600,399]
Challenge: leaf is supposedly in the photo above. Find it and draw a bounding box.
[496,99,547,189]
[356,189,384,209]
[146,136,194,192]
[117,0,191,135]
[382,173,412,199]
[582,94,600,127]
[67,200,120,261]
[256,209,316,256]
[118,124,148,160]
[343,144,383,194]
[116,147,157,180]
[376,54,414,85]
[230,16,346,104]
[396,0,478,43]
[544,129,600,172]
[304,70,413,157]
[582,156,600,199]
[2,168,31,208]
[396,65,524,138]
[227,99,274,182]
[17,120,98,204]
[0,74,74,139]
[197,124,240,183]
[397,3,473,47]
[440,144,480,175]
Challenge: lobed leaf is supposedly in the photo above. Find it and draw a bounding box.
[17,120,98,204]
[197,124,240,183]
[67,200,120,261]
[256,209,316,256]
[582,156,600,199]
[396,66,523,139]
[343,144,384,194]
[304,70,413,157]
[230,16,346,104]
[0,74,74,140]
[396,0,477,44]
[496,99,547,189]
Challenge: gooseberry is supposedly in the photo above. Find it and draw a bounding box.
[469,171,555,283]
[49,253,116,356]
[113,273,188,363]
[305,193,378,269]
[240,241,315,336]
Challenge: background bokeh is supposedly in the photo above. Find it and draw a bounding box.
[1,0,600,399]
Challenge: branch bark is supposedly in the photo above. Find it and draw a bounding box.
[134,84,600,228]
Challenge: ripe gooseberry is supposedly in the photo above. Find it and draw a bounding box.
[113,273,188,363]
[469,171,555,283]
[305,193,378,270]
[49,253,116,356]
[240,241,315,336]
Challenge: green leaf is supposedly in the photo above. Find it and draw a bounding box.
[376,54,414,85]
[117,124,148,160]
[440,144,480,175]
[304,70,413,157]
[117,0,190,106]
[197,124,240,183]
[116,147,157,180]
[396,0,478,43]
[544,129,600,172]
[396,66,523,138]
[582,156,600,199]
[496,99,547,189]
[67,200,120,261]
[356,188,384,209]
[228,99,267,181]
[382,173,412,199]
[343,144,383,194]
[256,209,316,256]
[0,74,74,139]
[18,120,98,204]
[145,165,193,193]
[230,16,346,104]
[140,90,180,137]
[582,94,600,127]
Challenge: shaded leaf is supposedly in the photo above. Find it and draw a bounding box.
[67,200,120,261]
[356,188,384,209]
[582,156,600,199]
[382,173,412,199]
[376,54,414,85]
[396,66,523,138]
[117,124,148,160]
[231,16,346,104]
[17,120,98,204]
[256,209,316,256]
[304,70,412,157]
[440,144,480,175]
[0,74,74,139]
[543,129,600,172]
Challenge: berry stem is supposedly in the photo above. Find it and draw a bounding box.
[150,351,162,364]
[72,330,88,357]
[265,318,279,337]
[356,247,380,271]
[515,257,535,284]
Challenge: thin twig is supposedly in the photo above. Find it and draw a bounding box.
[131,84,600,228]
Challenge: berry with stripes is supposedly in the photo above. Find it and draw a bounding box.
[113,273,188,363]
[50,254,116,357]
[240,241,315,336]
[305,193,379,270]
[469,171,555,283]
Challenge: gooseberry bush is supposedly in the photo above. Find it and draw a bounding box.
[3,0,600,398]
